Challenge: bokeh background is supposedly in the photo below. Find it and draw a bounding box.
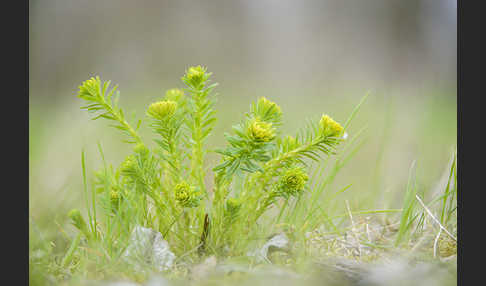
[29,0,456,230]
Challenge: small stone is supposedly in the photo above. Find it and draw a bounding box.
[247,233,290,263]
[122,225,176,273]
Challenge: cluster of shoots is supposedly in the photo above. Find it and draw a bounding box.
[70,66,347,262]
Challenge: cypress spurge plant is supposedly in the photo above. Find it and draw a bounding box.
[70,66,350,267]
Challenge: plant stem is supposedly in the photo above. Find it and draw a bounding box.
[190,89,207,196]
[102,99,143,144]
[61,232,82,268]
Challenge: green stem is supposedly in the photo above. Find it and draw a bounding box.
[254,137,328,191]
[103,100,143,144]
[266,137,324,170]
[275,199,289,224]
[190,89,207,196]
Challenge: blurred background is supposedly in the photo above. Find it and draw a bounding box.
[29,0,456,229]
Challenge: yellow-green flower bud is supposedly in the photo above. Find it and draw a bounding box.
[68,209,91,238]
[319,114,343,137]
[182,65,208,87]
[110,189,121,207]
[165,88,185,102]
[78,77,100,98]
[174,181,200,208]
[175,187,189,202]
[147,100,177,120]
[278,167,309,197]
[247,118,275,143]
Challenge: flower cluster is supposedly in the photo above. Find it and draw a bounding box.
[78,77,100,99]
[319,114,343,137]
[247,118,276,143]
[174,181,201,208]
[277,166,309,198]
[181,65,210,88]
[147,100,178,120]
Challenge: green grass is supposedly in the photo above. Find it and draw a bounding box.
[29,67,457,286]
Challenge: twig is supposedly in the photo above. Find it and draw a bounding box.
[415,195,456,241]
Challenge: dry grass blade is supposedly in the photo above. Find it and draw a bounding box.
[433,228,442,258]
[415,195,456,241]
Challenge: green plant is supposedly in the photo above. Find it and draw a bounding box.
[68,66,358,269]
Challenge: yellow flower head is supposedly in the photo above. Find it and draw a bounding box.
[182,65,208,87]
[165,88,185,102]
[247,118,275,143]
[319,114,343,137]
[278,167,309,197]
[78,76,100,98]
[147,100,178,120]
[174,181,200,208]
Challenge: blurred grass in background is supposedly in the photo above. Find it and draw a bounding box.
[29,0,456,254]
